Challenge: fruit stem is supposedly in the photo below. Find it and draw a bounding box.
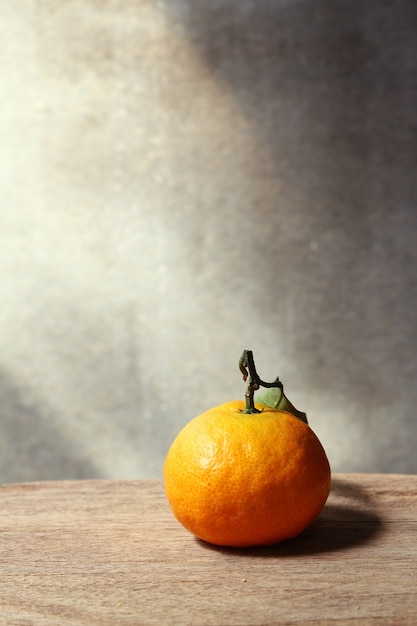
[239,350,283,414]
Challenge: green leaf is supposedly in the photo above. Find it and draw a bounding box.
[256,386,308,424]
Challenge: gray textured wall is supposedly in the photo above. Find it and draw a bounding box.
[1,1,416,482]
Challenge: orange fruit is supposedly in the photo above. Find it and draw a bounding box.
[164,400,331,547]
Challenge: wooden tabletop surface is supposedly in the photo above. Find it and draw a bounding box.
[1,473,416,625]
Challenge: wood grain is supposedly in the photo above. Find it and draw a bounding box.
[0,474,416,625]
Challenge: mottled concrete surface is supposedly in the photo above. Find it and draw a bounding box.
[1,1,416,482]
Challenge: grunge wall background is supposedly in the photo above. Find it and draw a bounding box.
[1,0,416,481]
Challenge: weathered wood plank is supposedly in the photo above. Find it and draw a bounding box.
[0,474,416,625]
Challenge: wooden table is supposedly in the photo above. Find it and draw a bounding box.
[1,474,416,625]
